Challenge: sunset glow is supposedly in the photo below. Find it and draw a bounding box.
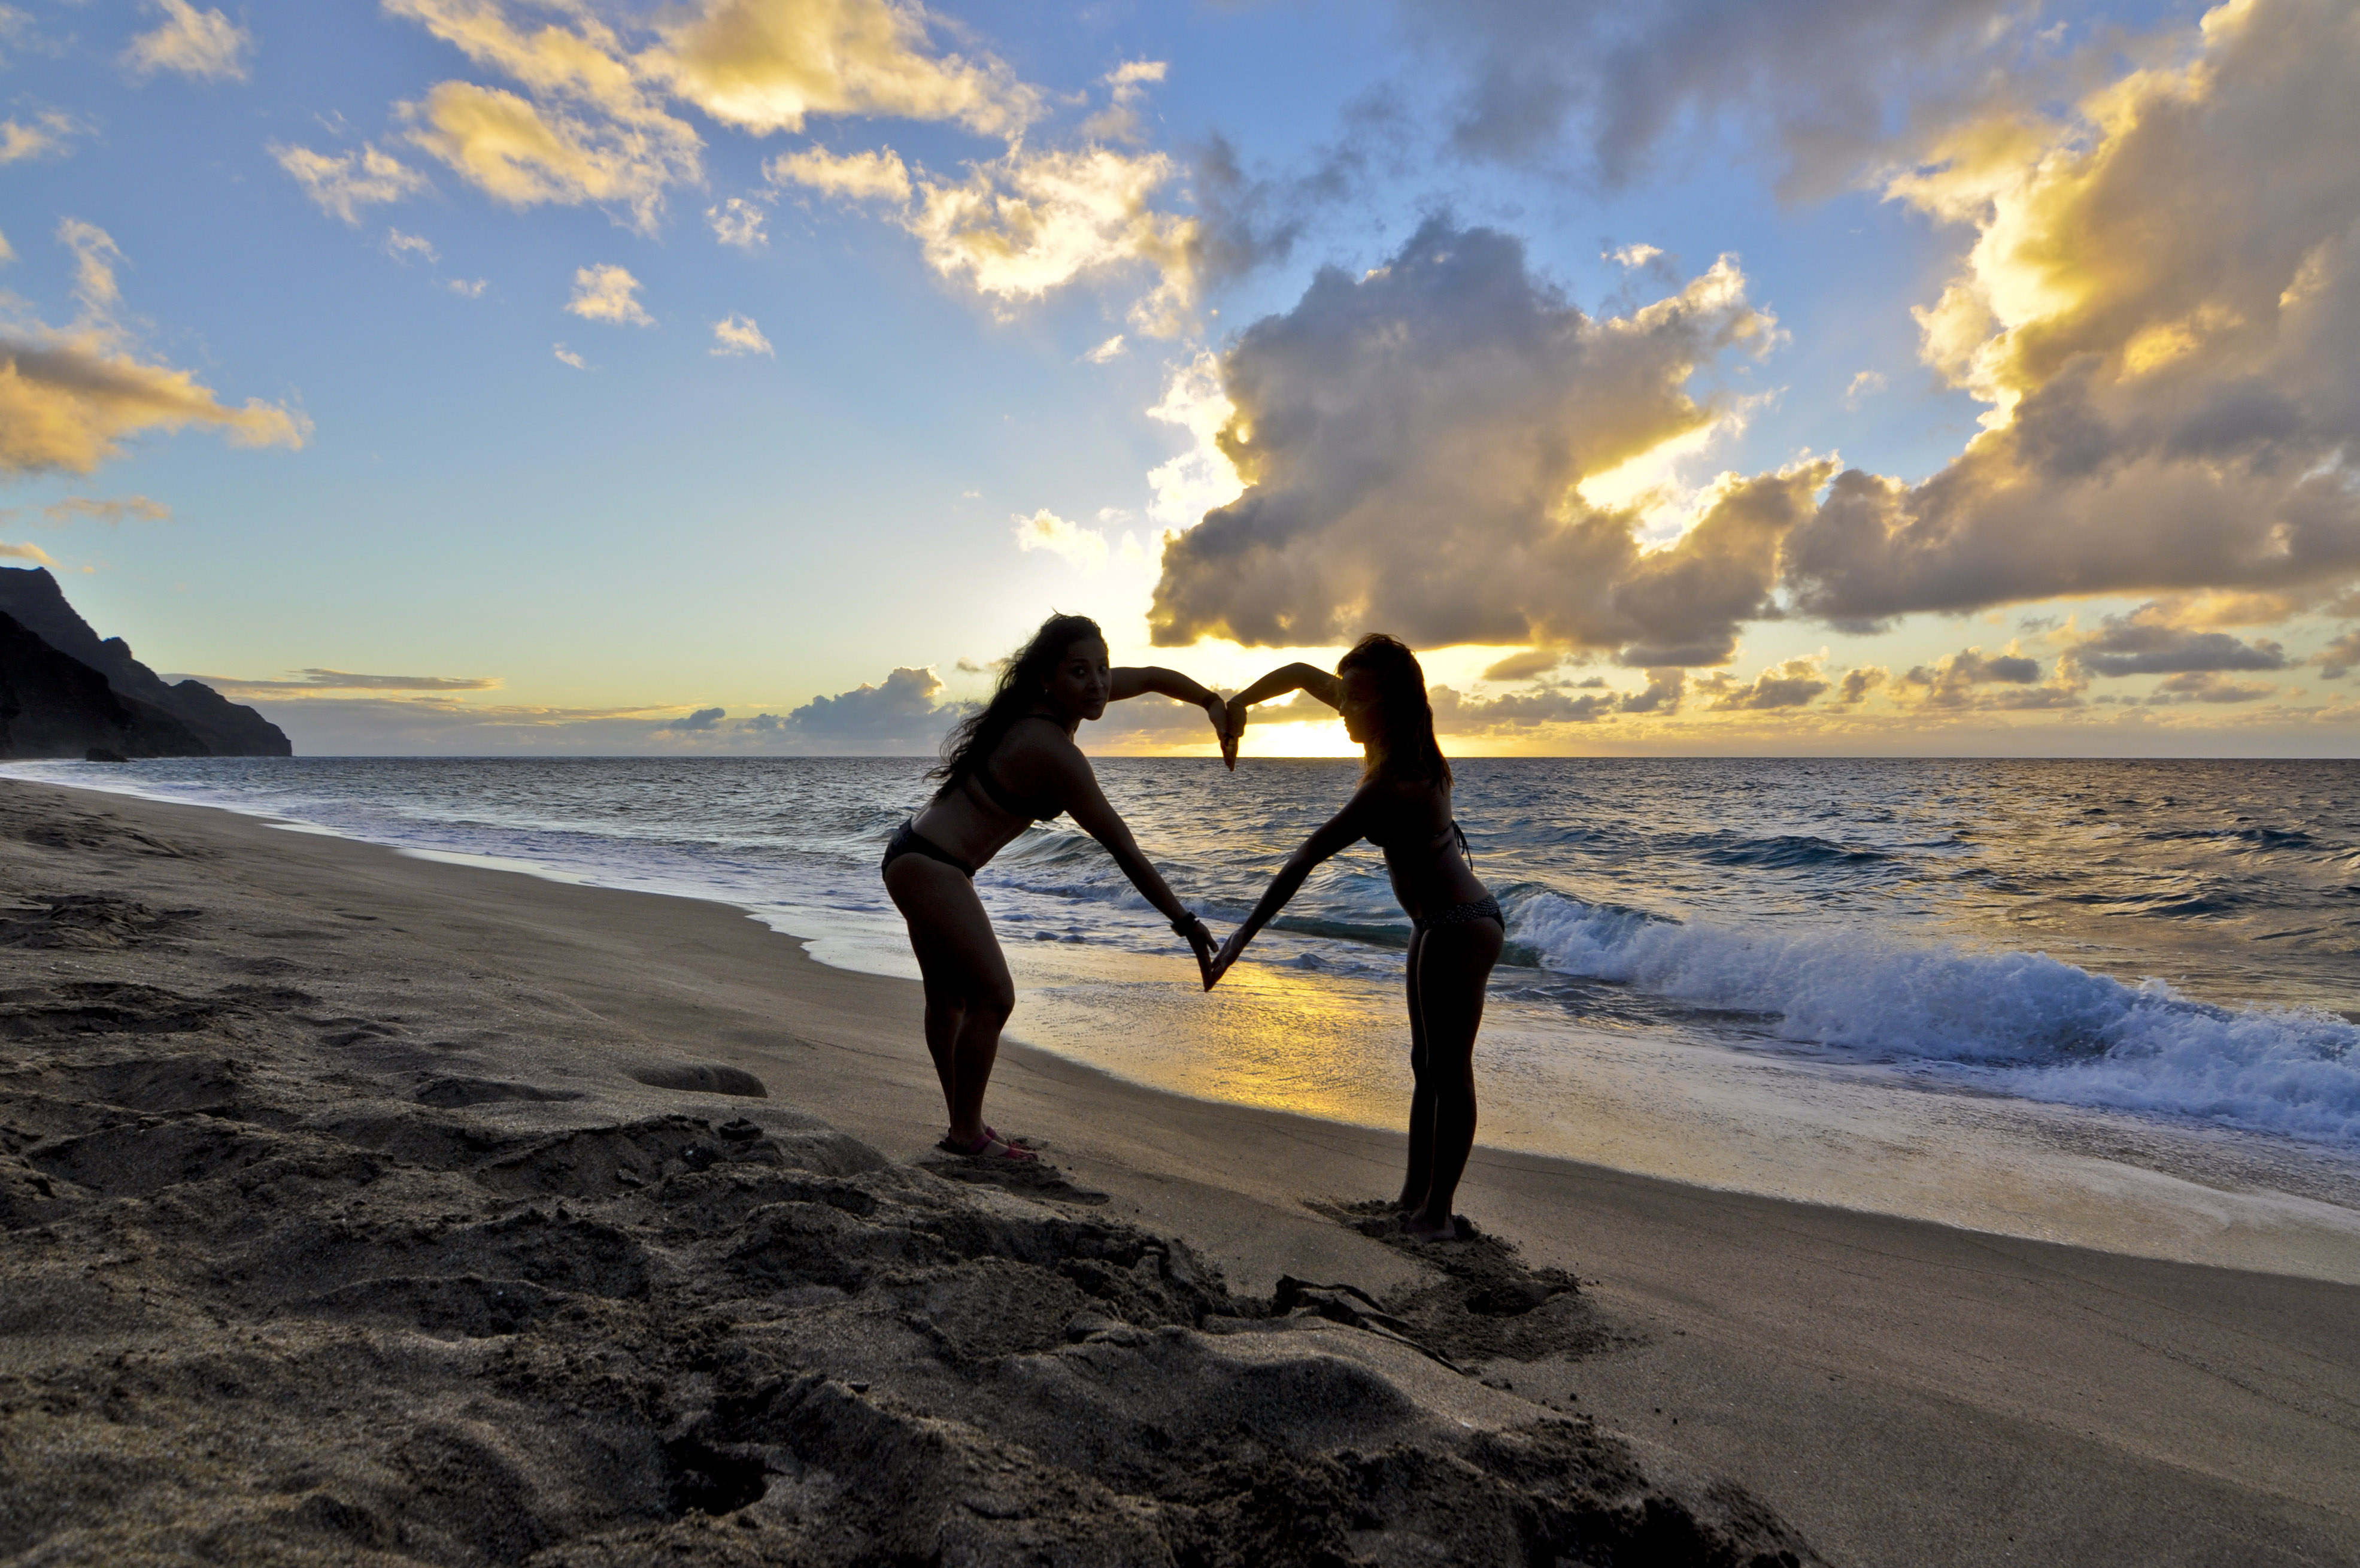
[2,0,2352,756]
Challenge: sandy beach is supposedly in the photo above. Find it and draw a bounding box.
[2,779,2355,1567]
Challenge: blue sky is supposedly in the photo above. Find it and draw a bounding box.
[4,0,2356,754]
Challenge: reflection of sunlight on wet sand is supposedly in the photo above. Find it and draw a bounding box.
[1008,947,2360,1284]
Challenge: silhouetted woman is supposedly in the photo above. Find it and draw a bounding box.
[1209,635,1500,1239]
[882,613,1224,1161]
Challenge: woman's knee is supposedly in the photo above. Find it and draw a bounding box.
[969,979,1016,1023]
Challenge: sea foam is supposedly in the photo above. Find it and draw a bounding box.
[1514,893,2360,1146]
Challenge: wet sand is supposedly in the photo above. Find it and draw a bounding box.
[2,778,2353,1566]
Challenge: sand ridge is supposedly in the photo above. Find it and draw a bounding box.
[0,782,1817,1566]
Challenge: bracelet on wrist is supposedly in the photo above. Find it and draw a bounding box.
[1170,912,1202,936]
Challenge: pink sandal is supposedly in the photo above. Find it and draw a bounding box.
[944,1127,1038,1163]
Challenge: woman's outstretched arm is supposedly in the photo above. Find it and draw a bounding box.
[1053,747,1221,982]
[1218,662,1341,769]
[1110,665,1227,753]
[1207,791,1373,985]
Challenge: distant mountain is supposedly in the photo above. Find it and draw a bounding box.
[0,568,292,760]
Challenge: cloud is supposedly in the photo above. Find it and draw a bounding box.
[1619,668,1685,713]
[58,220,123,317]
[708,195,767,248]
[1084,334,1126,364]
[0,224,309,477]
[782,665,969,749]
[273,143,432,223]
[1480,649,1563,682]
[1843,369,1886,408]
[211,694,724,756]
[660,705,726,731]
[1012,508,1108,570]
[1428,684,1618,732]
[1182,101,1399,289]
[1145,351,1245,531]
[2147,671,2275,704]
[651,0,1037,137]
[553,342,587,369]
[182,668,503,697]
[386,0,702,233]
[2314,629,2360,680]
[384,228,439,264]
[123,0,250,81]
[777,141,1197,332]
[363,0,1189,323]
[39,495,171,526]
[1148,219,1788,664]
[2067,604,2288,677]
[1781,0,2360,627]
[0,110,78,165]
[0,541,58,566]
[767,144,912,203]
[709,314,773,357]
[1704,656,1831,709]
[1897,645,2080,709]
[1399,0,2031,194]
[446,277,489,298]
[1833,665,1888,705]
[566,263,651,325]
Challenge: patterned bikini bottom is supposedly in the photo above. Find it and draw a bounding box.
[1412,896,1503,935]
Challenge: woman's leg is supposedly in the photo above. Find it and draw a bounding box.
[883,856,1025,1153]
[1396,926,1434,1211]
[1403,917,1503,1240]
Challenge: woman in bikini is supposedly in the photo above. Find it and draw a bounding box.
[1207,635,1501,1241]
[882,612,1225,1163]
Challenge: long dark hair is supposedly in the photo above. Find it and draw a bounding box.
[1338,633,1451,788]
[930,612,1103,798]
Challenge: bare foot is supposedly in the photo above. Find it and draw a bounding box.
[1402,1212,1461,1242]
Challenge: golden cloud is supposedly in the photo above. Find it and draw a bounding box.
[122,0,250,81]
[709,313,772,356]
[1784,0,2360,621]
[370,0,1189,322]
[906,144,1197,332]
[768,144,911,203]
[0,223,308,477]
[387,0,702,232]
[653,0,1036,137]
[183,669,502,698]
[0,337,310,475]
[1148,220,1788,662]
[0,110,78,165]
[566,263,651,326]
[40,495,171,526]
[272,142,432,224]
[0,541,58,566]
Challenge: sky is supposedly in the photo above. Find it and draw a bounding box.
[3,0,2358,756]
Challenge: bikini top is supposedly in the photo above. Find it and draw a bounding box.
[1367,818,1473,861]
[961,714,1066,823]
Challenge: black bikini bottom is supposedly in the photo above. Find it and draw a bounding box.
[881,820,976,879]
[1412,896,1503,935]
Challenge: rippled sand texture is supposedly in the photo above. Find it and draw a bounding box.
[0,783,1813,1567]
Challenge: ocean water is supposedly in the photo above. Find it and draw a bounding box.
[14,755,2360,1275]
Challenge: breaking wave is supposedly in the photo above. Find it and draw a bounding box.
[1514,893,2360,1147]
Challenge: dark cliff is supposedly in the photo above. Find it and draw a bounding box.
[0,569,292,759]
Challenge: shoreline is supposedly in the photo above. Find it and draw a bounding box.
[3,778,2357,1564]
[19,760,2360,1288]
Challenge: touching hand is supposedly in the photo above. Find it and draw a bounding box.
[1203,695,1230,769]
[1207,929,1247,988]
[1183,916,1220,990]
[1219,700,1245,771]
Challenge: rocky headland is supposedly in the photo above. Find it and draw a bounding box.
[0,568,289,760]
